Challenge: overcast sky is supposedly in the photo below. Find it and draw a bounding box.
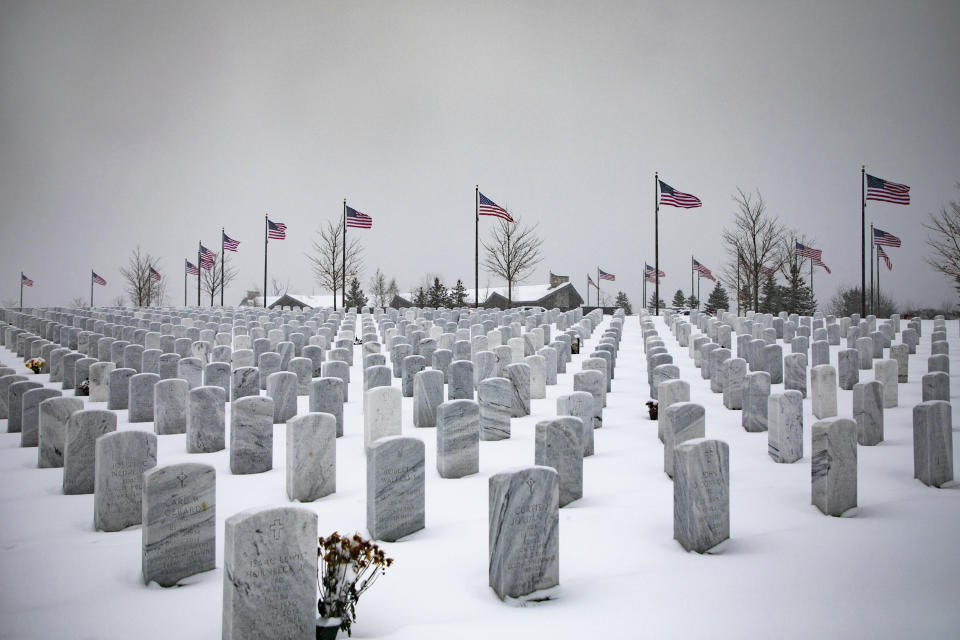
[2,1,958,312]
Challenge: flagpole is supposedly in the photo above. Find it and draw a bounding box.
[263,215,268,308]
[697,272,700,309]
[869,222,875,315]
[690,256,694,301]
[876,249,881,316]
[475,185,479,309]
[342,199,347,311]
[90,272,94,308]
[654,172,660,316]
[184,260,187,307]
[20,273,23,309]
[861,165,866,317]
[642,267,646,311]
[597,268,601,309]
[197,242,202,307]
[810,256,814,302]
[586,275,590,307]
[736,254,740,316]
[220,227,225,307]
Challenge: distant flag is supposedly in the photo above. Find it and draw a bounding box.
[658,180,702,209]
[478,192,514,222]
[587,275,599,289]
[866,174,910,205]
[21,273,33,287]
[149,267,162,282]
[267,219,287,239]
[599,269,615,281]
[91,271,106,286]
[877,246,892,271]
[199,245,216,270]
[345,206,373,229]
[692,258,716,281]
[645,263,665,282]
[813,258,832,274]
[794,242,822,260]
[759,264,777,276]
[222,232,240,252]
[872,227,901,247]
[185,260,199,276]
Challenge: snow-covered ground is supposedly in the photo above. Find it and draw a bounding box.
[1,315,958,639]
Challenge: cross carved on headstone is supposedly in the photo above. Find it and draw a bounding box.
[176,472,187,487]
[270,518,284,540]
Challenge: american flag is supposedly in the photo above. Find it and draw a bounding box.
[267,219,287,239]
[644,263,665,282]
[149,267,162,282]
[599,269,615,281]
[587,275,599,289]
[222,232,240,252]
[873,227,901,247]
[759,264,777,276]
[199,244,216,270]
[877,246,892,271]
[658,180,702,209]
[21,273,33,287]
[813,258,832,274]
[478,192,514,222]
[795,242,822,260]
[92,271,106,286]
[866,174,910,205]
[692,258,716,281]
[185,260,199,275]
[345,206,373,229]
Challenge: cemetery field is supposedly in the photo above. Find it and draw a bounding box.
[1,315,959,639]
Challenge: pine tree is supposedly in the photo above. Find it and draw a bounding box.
[686,294,699,309]
[671,289,686,307]
[648,292,665,309]
[781,263,816,315]
[344,277,368,310]
[706,280,730,313]
[427,277,449,308]
[449,279,468,306]
[614,291,632,314]
[413,287,427,307]
[759,273,780,314]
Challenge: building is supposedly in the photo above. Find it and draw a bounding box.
[391,281,584,311]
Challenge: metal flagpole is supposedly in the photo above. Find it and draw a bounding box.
[810,256,814,302]
[870,223,875,315]
[690,256,694,301]
[90,272,94,308]
[220,227,225,307]
[342,200,347,310]
[654,172,660,316]
[586,275,590,307]
[20,273,23,309]
[642,267,646,312]
[861,165,866,316]
[597,267,601,309]
[263,215,268,308]
[697,271,700,309]
[197,242,202,307]
[736,255,740,315]
[184,260,187,307]
[475,186,479,309]
[877,249,881,315]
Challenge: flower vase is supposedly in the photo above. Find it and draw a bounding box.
[316,618,340,640]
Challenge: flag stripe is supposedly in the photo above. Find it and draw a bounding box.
[599,269,615,281]
[267,219,287,239]
[866,174,910,205]
[658,180,702,208]
[92,272,106,286]
[795,242,822,260]
[345,206,373,229]
[21,273,33,287]
[478,192,514,222]
[872,227,901,247]
[185,260,199,275]
[222,232,240,251]
[877,246,892,270]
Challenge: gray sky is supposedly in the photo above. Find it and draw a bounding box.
[2,0,958,311]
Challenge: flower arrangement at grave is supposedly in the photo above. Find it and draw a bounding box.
[77,379,90,396]
[25,358,44,374]
[317,532,393,637]
[646,400,658,420]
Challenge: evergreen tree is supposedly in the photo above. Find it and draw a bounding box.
[344,277,368,310]
[648,292,665,309]
[706,280,730,313]
[413,287,427,307]
[449,279,468,306]
[614,291,632,315]
[671,289,686,307]
[781,262,817,315]
[686,294,699,309]
[386,278,399,301]
[427,277,449,308]
[759,273,780,314]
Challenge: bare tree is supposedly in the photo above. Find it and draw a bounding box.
[720,189,785,312]
[69,296,87,309]
[924,184,960,299]
[271,277,290,297]
[369,268,389,308]
[307,220,363,310]
[481,213,543,306]
[201,253,238,306]
[111,294,126,307]
[119,246,167,307]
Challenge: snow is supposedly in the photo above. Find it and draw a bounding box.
[1,316,958,639]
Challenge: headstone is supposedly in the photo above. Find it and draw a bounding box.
[811,365,837,420]
[768,390,803,463]
[890,344,909,383]
[63,409,117,494]
[764,344,783,384]
[921,371,949,402]
[912,401,954,488]
[203,361,231,397]
[573,370,604,430]
[488,466,559,600]
[38,397,83,468]
[222,506,318,640]
[187,386,226,453]
[558,391,595,456]
[285,412,336,501]
[742,371,771,433]
[874,359,898,408]
[266,371,297,423]
[413,369,444,428]
[673,438,729,553]
[504,362,531,418]
[525,355,547,399]
[811,340,829,367]
[448,360,475,400]
[662,402,705,478]
[401,355,426,398]
[811,417,857,516]
[94,431,157,531]
[783,352,807,397]
[309,378,344,437]
[230,366,260,402]
[436,399,480,478]
[158,353,181,380]
[856,336,873,370]
[366,436,425,541]
[154,378,189,435]
[7,380,42,433]
[88,361,115,403]
[535,417,583,507]
[363,386,402,448]
[723,358,747,410]
[258,352,282,390]
[853,381,884,446]
[128,373,161,423]
[478,377,512,441]
[142,463,216,587]
[20,388,61,447]
[230,395,274,474]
